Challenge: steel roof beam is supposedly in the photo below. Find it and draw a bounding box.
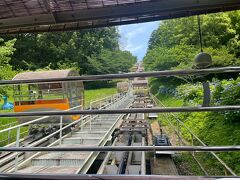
[53,0,240,23]
[1,0,240,33]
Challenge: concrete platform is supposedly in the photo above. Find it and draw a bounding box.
[17,166,79,174]
[150,156,178,175]
[72,131,106,138]
[32,152,89,166]
[125,165,141,174]
[63,137,102,145]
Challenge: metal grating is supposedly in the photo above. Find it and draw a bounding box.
[0,0,240,34]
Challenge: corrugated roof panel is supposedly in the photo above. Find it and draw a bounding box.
[0,0,240,34]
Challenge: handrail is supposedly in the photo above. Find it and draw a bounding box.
[90,94,114,104]
[28,97,116,148]
[0,105,81,134]
[0,94,126,171]
[150,93,237,176]
[0,99,122,172]
[13,88,82,92]
[0,92,123,135]
[0,122,18,129]
[0,106,239,118]
[0,173,236,179]
[1,67,239,85]
[0,145,240,152]
[89,93,120,108]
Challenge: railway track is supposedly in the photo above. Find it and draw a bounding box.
[97,99,147,175]
[150,121,178,175]
[96,94,178,175]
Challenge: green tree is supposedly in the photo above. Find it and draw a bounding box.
[148,11,238,53]
[87,50,137,75]
[0,38,16,96]
[7,27,120,74]
[145,11,240,77]
[0,38,16,79]
[227,11,240,57]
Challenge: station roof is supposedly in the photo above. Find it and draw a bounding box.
[1,0,240,34]
[12,70,77,80]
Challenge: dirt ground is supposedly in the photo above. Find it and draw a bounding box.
[150,120,178,146]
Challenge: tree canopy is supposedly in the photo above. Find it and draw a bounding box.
[144,11,240,74]
[0,27,136,92]
[0,38,16,95]
[4,27,136,76]
[148,11,240,56]
[0,38,16,80]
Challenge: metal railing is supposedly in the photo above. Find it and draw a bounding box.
[0,93,123,130]
[0,93,125,146]
[0,106,239,118]
[150,93,237,176]
[0,145,240,152]
[89,93,121,109]
[0,67,239,85]
[0,66,239,176]
[0,92,129,172]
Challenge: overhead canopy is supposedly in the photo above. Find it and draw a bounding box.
[1,0,240,34]
[12,70,78,80]
[12,70,83,89]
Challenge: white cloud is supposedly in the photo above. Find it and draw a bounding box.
[125,26,146,39]
[119,21,159,60]
[120,24,151,41]
[126,44,144,53]
[119,25,146,51]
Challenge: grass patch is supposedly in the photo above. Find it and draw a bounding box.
[173,153,205,176]
[154,93,236,175]
[174,151,226,176]
[84,87,117,108]
[0,110,28,146]
[155,93,183,107]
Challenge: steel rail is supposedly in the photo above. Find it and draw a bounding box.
[97,138,118,174]
[1,67,239,85]
[0,106,240,118]
[0,146,240,152]
[79,117,125,173]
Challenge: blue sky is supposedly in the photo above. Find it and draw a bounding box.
[118,21,160,61]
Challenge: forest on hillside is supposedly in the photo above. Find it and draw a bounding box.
[0,27,137,94]
[144,11,240,174]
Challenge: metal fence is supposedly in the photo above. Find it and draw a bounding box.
[0,66,239,177]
